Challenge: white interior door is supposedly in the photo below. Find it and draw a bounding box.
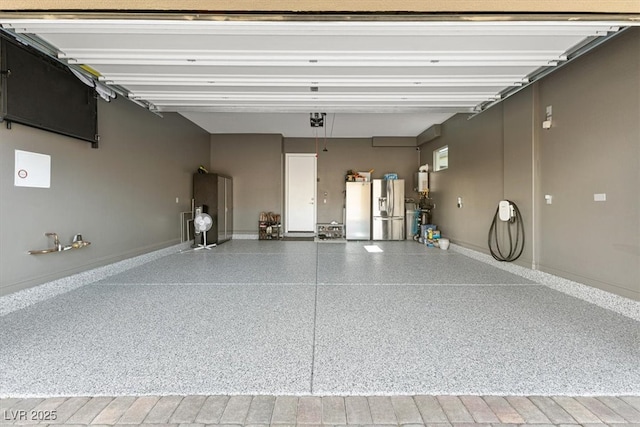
[285,153,316,233]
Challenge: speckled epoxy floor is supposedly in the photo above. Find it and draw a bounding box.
[1,284,315,396]
[1,240,639,397]
[313,285,640,395]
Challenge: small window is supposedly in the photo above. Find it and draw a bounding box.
[434,145,448,171]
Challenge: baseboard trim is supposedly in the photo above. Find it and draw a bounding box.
[232,233,259,239]
[450,243,640,321]
[0,241,191,316]
[536,263,637,300]
[285,232,315,238]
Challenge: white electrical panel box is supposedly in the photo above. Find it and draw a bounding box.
[15,150,51,188]
[414,172,429,192]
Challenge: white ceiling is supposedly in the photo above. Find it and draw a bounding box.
[180,111,457,138]
[0,19,629,137]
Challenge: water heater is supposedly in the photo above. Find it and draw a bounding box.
[414,172,429,192]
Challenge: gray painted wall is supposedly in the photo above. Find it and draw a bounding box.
[420,29,639,300]
[537,28,639,300]
[284,137,420,224]
[503,85,535,267]
[422,109,505,254]
[210,135,421,234]
[0,97,210,295]
[210,134,283,235]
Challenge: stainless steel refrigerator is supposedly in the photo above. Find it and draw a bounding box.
[372,179,405,240]
[345,181,371,240]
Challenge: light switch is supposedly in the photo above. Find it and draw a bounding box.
[594,193,606,202]
[545,194,553,205]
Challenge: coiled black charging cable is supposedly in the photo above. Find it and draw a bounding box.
[488,200,525,262]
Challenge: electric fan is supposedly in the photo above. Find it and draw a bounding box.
[193,212,216,250]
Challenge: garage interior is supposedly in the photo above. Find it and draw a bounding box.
[1,1,639,423]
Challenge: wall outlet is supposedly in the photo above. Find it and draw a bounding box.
[594,193,606,202]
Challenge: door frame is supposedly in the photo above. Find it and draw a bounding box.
[284,153,317,235]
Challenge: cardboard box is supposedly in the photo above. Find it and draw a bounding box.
[358,172,371,182]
